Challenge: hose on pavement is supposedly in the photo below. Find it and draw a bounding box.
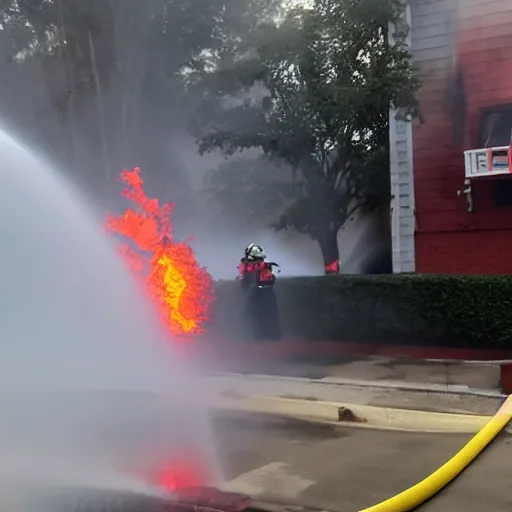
[359,395,512,512]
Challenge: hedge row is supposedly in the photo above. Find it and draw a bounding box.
[207,275,512,349]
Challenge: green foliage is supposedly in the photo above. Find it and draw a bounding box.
[209,275,512,348]
[205,155,295,221]
[195,0,420,264]
[0,0,282,198]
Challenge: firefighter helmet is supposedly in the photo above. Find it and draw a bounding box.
[245,242,266,259]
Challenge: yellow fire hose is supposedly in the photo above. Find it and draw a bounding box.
[359,395,512,512]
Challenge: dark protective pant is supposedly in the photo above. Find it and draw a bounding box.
[244,286,282,341]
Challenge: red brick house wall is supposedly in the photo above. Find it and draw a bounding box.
[412,0,512,273]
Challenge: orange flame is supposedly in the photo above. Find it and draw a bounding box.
[105,167,213,338]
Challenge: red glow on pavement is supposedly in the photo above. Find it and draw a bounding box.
[142,453,211,492]
[154,463,206,491]
[105,167,213,338]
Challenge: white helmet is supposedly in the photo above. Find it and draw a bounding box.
[245,242,266,259]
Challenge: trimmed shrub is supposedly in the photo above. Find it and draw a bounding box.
[207,275,512,348]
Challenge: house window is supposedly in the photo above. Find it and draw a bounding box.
[478,106,512,148]
[493,179,512,207]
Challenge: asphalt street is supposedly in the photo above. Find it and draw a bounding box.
[212,411,512,512]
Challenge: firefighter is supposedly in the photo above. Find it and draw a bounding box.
[238,243,277,287]
[237,242,282,340]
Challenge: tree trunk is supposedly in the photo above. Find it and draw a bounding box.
[318,229,340,275]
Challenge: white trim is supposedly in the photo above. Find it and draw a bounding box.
[389,2,416,273]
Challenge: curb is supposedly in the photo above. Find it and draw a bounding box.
[215,395,492,433]
[425,358,512,365]
[198,339,512,363]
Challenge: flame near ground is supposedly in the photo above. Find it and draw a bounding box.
[105,167,213,339]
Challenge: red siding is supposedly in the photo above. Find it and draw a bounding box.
[416,230,512,273]
[413,3,512,274]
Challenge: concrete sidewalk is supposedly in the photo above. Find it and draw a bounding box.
[207,355,502,395]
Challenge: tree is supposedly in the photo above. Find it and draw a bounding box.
[205,155,295,223]
[0,0,282,201]
[194,0,419,272]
